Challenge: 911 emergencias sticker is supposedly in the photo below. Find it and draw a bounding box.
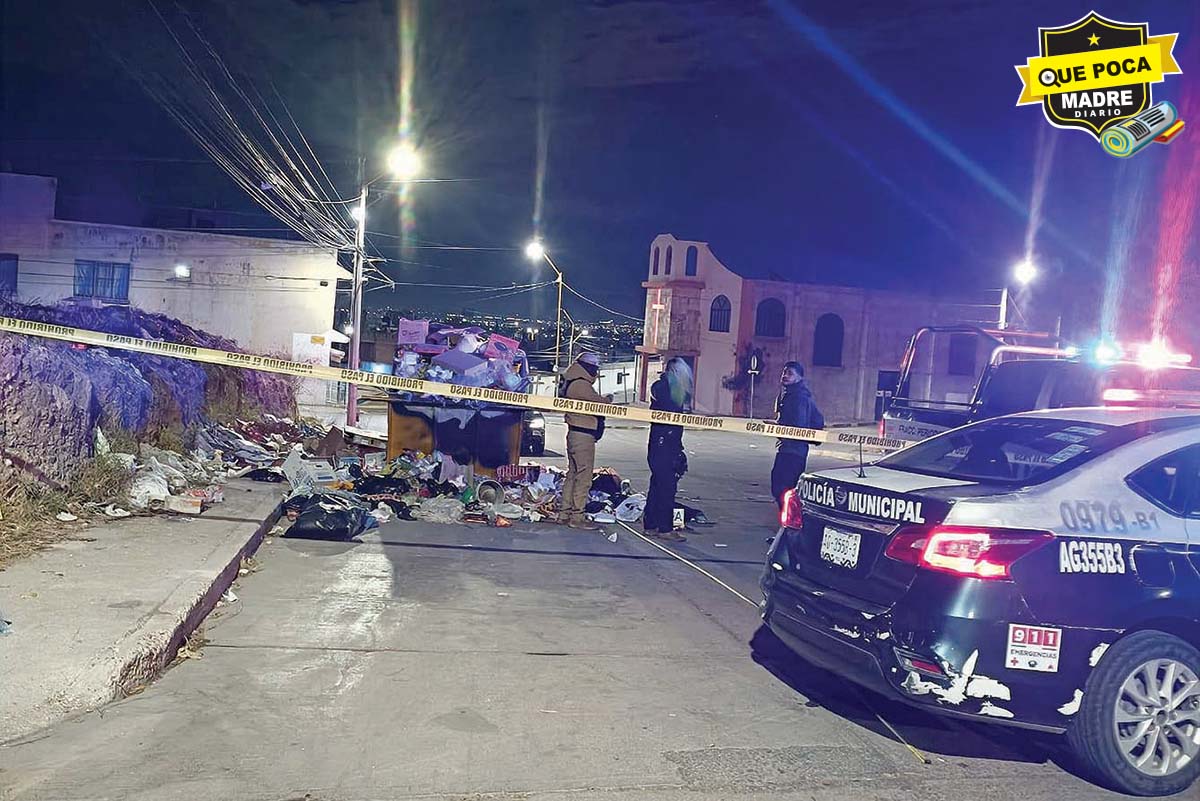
[1006,624,1061,673]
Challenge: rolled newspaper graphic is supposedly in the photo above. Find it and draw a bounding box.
[1102,101,1179,157]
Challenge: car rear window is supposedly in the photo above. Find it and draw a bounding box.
[878,417,1133,485]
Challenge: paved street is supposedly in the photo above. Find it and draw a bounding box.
[0,422,1155,800]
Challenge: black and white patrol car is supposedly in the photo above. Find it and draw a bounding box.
[760,407,1200,796]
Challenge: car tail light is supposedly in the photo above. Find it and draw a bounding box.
[884,525,1054,580]
[779,488,803,529]
[894,649,946,677]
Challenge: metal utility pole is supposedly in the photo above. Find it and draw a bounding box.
[554,270,564,370]
[346,170,367,428]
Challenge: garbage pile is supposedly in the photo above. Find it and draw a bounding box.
[391,319,530,397]
[0,298,297,491]
[278,447,647,541]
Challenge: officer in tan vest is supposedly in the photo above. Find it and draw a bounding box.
[557,352,612,529]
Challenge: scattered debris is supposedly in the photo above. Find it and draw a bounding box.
[103,505,131,519]
[220,589,239,604]
[55,512,79,523]
[1058,689,1084,716]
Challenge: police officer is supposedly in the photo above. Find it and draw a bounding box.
[771,361,824,509]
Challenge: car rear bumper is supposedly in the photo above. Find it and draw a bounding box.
[761,530,1115,733]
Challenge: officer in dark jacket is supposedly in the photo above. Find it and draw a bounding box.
[771,361,825,508]
[644,357,692,541]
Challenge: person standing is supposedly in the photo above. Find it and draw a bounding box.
[558,352,612,530]
[644,358,692,542]
[771,361,824,508]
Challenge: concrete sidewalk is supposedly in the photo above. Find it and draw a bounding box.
[0,480,282,743]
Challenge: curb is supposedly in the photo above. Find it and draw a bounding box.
[110,501,283,698]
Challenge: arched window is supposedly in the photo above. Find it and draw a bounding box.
[813,313,844,367]
[754,298,786,338]
[664,246,673,275]
[651,247,660,275]
[709,295,731,332]
[685,246,698,276]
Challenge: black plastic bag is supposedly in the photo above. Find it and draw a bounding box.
[246,467,285,483]
[285,493,371,541]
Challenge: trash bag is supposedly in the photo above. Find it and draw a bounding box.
[245,467,286,483]
[285,493,372,541]
[680,503,713,526]
[615,493,647,523]
[128,465,170,510]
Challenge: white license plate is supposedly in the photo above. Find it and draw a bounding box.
[820,527,861,569]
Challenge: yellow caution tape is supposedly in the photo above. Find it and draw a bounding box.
[0,316,905,450]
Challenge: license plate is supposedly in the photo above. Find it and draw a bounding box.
[820,526,861,569]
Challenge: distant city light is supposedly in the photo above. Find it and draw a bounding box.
[386,143,422,180]
[581,329,591,337]
[1013,259,1037,285]
[173,263,191,280]
[524,240,546,262]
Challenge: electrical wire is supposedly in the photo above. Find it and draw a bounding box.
[563,282,642,321]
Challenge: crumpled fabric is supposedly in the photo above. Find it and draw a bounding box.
[128,463,170,509]
[615,493,647,523]
[412,495,465,524]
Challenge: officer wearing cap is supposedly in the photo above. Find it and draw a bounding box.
[557,352,613,530]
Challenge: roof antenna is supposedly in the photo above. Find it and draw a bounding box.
[857,438,867,478]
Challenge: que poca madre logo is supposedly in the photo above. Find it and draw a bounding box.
[1016,11,1184,158]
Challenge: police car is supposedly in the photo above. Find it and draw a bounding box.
[761,406,1200,796]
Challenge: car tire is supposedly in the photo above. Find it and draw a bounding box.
[1066,629,1200,797]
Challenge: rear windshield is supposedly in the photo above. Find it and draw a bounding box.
[878,416,1135,485]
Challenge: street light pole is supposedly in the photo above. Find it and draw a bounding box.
[523,241,565,371]
[345,180,368,428]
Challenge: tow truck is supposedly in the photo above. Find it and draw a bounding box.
[882,326,1200,444]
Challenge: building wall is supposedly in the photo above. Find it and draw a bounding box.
[640,234,741,415]
[0,172,346,356]
[639,232,987,424]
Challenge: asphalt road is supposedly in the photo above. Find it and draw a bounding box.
[0,421,1168,800]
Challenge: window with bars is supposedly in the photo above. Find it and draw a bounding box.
[74,260,131,302]
[709,295,731,332]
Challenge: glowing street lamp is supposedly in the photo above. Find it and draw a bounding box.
[386,143,422,181]
[524,240,546,262]
[525,239,565,370]
[1013,259,1038,285]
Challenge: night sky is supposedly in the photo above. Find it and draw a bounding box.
[2,0,1198,344]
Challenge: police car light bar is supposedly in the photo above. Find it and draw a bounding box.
[1102,387,1200,409]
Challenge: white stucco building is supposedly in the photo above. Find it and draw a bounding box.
[0,172,347,356]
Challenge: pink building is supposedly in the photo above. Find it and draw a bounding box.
[635,234,988,423]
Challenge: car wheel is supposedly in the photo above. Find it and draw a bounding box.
[1066,630,1200,797]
